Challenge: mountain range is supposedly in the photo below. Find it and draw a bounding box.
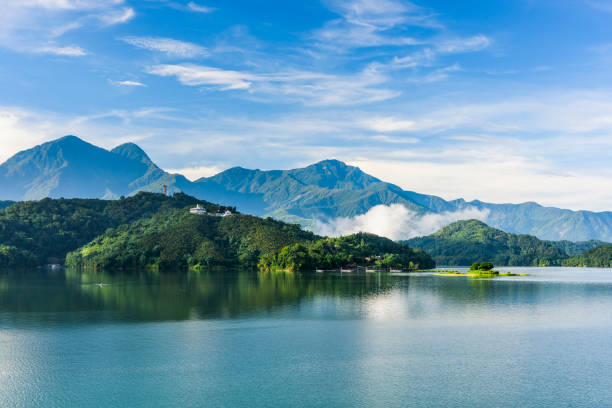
[2,135,612,242]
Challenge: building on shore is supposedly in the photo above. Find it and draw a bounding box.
[189,204,207,215]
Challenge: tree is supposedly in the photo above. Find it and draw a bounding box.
[479,261,494,271]
[470,262,480,270]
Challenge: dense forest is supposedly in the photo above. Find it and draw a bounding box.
[548,239,609,257]
[407,220,568,266]
[0,201,14,210]
[0,193,232,268]
[67,211,434,271]
[562,245,612,267]
[66,209,317,271]
[259,233,435,272]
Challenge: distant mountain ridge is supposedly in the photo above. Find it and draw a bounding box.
[2,136,612,242]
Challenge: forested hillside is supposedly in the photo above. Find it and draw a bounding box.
[67,213,434,272]
[548,239,609,256]
[407,220,568,266]
[563,245,612,267]
[0,193,229,267]
[66,210,317,271]
[259,233,435,272]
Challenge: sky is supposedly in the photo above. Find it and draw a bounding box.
[1,0,612,211]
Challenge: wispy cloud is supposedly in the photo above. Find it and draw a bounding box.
[109,79,146,87]
[146,64,254,90]
[187,2,215,13]
[122,36,207,58]
[145,63,400,105]
[361,117,416,132]
[98,7,134,25]
[35,44,87,56]
[165,165,223,180]
[312,0,433,49]
[0,0,135,56]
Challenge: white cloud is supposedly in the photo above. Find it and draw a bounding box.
[0,0,133,55]
[165,165,223,180]
[362,117,416,132]
[146,64,254,90]
[313,0,432,48]
[187,2,215,13]
[109,79,146,87]
[145,63,400,105]
[35,44,87,56]
[122,36,207,58]
[313,204,490,240]
[435,35,491,54]
[6,0,124,10]
[98,7,134,25]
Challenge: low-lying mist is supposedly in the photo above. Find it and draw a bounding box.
[312,204,490,241]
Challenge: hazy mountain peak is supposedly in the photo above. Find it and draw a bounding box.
[47,135,87,145]
[288,159,381,190]
[111,142,154,165]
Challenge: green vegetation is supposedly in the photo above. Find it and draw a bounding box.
[471,261,494,271]
[435,263,528,277]
[563,244,612,267]
[67,209,316,271]
[258,233,435,272]
[0,192,230,268]
[0,201,14,210]
[0,191,431,272]
[407,220,568,266]
[550,239,610,257]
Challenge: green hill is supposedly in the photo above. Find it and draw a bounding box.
[66,210,317,271]
[563,245,612,267]
[259,233,435,272]
[548,239,609,257]
[0,192,230,268]
[0,201,14,210]
[0,190,432,271]
[407,219,568,266]
[66,212,434,272]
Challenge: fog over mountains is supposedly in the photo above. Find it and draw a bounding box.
[2,135,612,242]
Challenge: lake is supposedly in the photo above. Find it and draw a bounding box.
[1,267,612,407]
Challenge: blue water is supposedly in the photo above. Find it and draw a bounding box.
[1,267,612,407]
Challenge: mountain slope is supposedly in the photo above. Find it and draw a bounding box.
[406,220,568,266]
[0,192,226,267]
[549,239,610,257]
[2,136,612,241]
[563,245,612,267]
[0,136,167,200]
[192,161,612,241]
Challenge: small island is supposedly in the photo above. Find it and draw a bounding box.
[434,262,529,277]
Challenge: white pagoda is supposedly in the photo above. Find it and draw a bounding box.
[189,204,207,215]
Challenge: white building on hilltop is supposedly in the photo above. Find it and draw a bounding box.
[189,204,207,215]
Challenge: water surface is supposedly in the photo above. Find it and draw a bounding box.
[1,267,611,407]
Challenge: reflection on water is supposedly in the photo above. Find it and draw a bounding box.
[1,267,611,326]
[2,267,612,408]
[0,269,398,323]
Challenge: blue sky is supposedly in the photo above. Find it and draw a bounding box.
[1,0,612,210]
